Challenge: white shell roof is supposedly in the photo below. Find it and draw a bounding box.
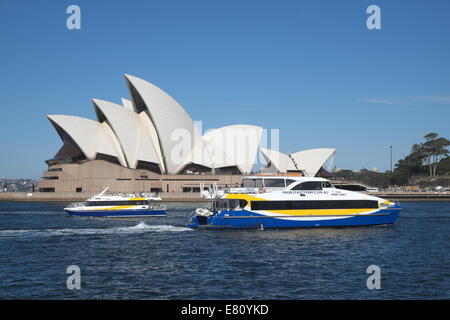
[203,125,263,174]
[124,74,202,174]
[121,98,133,110]
[259,147,291,172]
[47,74,336,177]
[92,99,160,169]
[178,138,214,172]
[47,114,127,167]
[259,147,336,177]
[138,111,166,172]
[289,148,336,176]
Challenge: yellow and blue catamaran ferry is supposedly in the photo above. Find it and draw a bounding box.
[188,176,402,229]
[65,187,166,217]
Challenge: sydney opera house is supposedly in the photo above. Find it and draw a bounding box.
[38,75,335,193]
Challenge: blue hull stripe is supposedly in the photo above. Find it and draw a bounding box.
[66,209,167,217]
[188,208,401,229]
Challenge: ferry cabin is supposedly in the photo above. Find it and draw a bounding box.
[212,176,382,212]
[85,198,150,207]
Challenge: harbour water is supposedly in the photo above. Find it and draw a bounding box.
[0,201,448,299]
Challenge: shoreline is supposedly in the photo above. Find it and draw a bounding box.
[0,191,450,202]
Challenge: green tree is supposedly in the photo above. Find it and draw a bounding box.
[437,156,450,175]
[334,169,356,180]
[422,133,450,177]
[392,143,426,185]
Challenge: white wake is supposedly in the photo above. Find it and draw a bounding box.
[0,221,192,238]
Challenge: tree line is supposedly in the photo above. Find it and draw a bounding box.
[334,132,450,187]
[392,132,450,185]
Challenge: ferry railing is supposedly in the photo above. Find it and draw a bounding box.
[228,187,259,194]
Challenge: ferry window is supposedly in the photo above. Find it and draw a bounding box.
[228,199,239,209]
[86,200,148,206]
[285,179,296,187]
[251,200,379,210]
[322,181,333,188]
[263,179,285,187]
[291,182,323,190]
[218,199,231,209]
[242,179,254,187]
[217,200,225,209]
[242,179,263,188]
[213,199,241,209]
[239,200,248,208]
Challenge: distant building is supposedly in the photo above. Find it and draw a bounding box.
[38,75,335,193]
[1,179,37,192]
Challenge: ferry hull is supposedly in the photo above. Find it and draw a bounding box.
[65,209,167,218]
[188,207,401,230]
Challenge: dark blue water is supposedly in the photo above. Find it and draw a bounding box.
[0,201,448,299]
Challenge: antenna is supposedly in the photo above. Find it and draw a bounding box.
[98,186,109,197]
[289,155,309,176]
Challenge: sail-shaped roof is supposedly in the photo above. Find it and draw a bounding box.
[203,125,263,174]
[47,114,127,167]
[289,148,336,176]
[259,147,291,173]
[46,74,336,177]
[92,99,160,169]
[124,74,202,174]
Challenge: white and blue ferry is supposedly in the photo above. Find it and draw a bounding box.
[64,187,167,217]
[188,176,402,230]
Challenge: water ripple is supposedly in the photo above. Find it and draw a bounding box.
[0,221,192,238]
[0,202,448,299]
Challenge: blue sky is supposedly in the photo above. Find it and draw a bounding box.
[1,0,449,178]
